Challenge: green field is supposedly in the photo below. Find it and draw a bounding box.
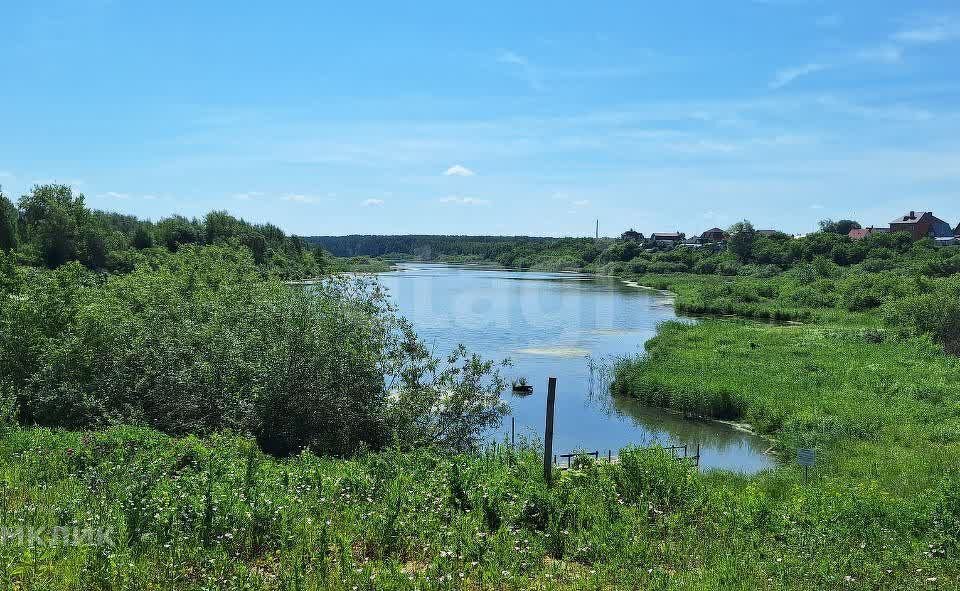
[613,319,960,493]
[3,426,959,590]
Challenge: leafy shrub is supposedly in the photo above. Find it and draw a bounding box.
[883,286,960,355]
[614,447,702,512]
[0,246,508,456]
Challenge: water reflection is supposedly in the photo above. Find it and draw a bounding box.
[378,263,776,473]
[586,356,776,472]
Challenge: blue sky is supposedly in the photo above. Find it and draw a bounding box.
[2,1,959,236]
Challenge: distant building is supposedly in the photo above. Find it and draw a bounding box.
[700,227,727,243]
[848,226,890,240]
[955,223,960,238]
[889,211,953,240]
[650,232,685,245]
[620,228,644,242]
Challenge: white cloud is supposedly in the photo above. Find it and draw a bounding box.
[813,96,933,122]
[439,195,490,206]
[142,194,158,201]
[854,46,903,64]
[550,192,591,208]
[769,46,898,91]
[233,191,263,201]
[101,191,130,200]
[667,140,739,154]
[495,49,648,91]
[497,49,545,91]
[810,203,825,210]
[893,17,960,44]
[362,198,385,207]
[443,164,476,177]
[283,194,318,204]
[0,171,13,179]
[769,63,829,89]
[497,50,527,66]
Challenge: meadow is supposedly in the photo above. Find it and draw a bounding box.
[2,425,959,590]
[612,320,960,492]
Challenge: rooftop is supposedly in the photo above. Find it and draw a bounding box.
[890,211,931,224]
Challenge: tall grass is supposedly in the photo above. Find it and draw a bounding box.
[1,426,958,589]
[611,320,960,495]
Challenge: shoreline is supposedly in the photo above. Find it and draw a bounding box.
[609,275,782,458]
[372,260,779,459]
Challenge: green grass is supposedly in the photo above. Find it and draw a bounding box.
[1,426,959,590]
[612,317,960,494]
[629,273,882,326]
[615,320,960,442]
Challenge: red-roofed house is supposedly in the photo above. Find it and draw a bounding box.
[848,226,890,240]
[889,211,953,240]
[700,227,727,243]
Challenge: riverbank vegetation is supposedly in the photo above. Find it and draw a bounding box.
[312,224,960,353]
[4,191,960,588]
[604,225,960,588]
[613,320,960,489]
[0,249,503,459]
[4,426,959,590]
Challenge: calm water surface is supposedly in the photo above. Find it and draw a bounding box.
[377,263,774,472]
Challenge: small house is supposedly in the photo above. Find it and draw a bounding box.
[620,229,644,242]
[848,226,890,240]
[700,227,726,243]
[650,232,685,245]
[889,211,953,240]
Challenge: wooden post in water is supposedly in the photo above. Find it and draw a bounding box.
[543,377,557,485]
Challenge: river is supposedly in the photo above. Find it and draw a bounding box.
[376,263,774,472]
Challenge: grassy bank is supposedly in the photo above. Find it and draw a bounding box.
[2,426,959,590]
[612,320,960,493]
[627,272,886,326]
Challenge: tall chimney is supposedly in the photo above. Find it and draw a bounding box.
[909,210,915,219]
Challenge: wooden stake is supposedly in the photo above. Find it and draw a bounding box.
[543,377,557,485]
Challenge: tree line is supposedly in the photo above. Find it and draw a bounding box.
[0,184,328,279]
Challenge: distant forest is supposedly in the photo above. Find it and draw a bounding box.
[305,235,559,259]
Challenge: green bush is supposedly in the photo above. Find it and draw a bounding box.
[0,246,507,456]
